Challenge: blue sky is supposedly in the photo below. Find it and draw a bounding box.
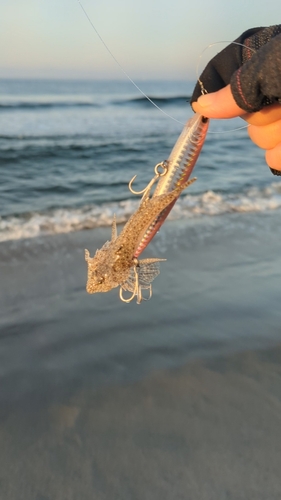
[1,0,280,80]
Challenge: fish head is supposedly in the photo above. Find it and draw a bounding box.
[85,243,118,293]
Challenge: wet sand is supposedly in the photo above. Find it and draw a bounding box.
[1,212,281,499]
[1,347,281,500]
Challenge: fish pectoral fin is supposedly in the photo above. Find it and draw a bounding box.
[137,258,166,285]
[139,258,167,264]
[120,260,156,305]
[121,258,164,292]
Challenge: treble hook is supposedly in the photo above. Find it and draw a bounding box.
[119,286,138,303]
[119,262,153,304]
[119,281,153,304]
[128,161,168,199]
[137,283,152,304]
[128,174,156,197]
[119,263,140,303]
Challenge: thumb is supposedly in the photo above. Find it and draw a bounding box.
[192,85,245,119]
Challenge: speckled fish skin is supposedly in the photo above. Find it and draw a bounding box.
[85,178,196,294]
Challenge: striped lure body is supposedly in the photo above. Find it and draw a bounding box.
[134,113,209,258]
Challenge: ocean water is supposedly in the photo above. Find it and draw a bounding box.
[1,78,281,242]
[2,77,281,394]
[2,79,281,499]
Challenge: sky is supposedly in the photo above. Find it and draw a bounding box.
[0,0,280,81]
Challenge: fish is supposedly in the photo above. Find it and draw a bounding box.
[85,177,196,304]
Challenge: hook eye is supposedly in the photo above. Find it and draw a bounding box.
[154,161,168,177]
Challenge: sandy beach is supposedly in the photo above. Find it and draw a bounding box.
[1,347,281,500]
[1,211,281,499]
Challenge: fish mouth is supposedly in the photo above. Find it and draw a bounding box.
[86,276,119,294]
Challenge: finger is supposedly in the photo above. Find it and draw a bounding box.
[265,143,281,172]
[244,103,281,126]
[248,120,281,149]
[192,85,245,119]
[192,87,281,125]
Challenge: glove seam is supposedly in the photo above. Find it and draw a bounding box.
[233,68,256,112]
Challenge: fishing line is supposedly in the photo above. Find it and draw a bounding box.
[196,41,256,134]
[77,1,256,134]
[196,41,256,95]
[77,0,184,125]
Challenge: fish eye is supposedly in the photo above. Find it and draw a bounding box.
[97,276,105,284]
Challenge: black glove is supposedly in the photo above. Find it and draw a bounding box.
[191,25,281,112]
[191,25,281,176]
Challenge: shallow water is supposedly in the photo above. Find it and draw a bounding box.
[1,210,281,409]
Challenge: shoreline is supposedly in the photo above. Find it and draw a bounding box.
[1,211,281,404]
[1,211,281,498]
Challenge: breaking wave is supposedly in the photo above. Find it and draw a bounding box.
[0,94,191,112]
[1,183,281,242]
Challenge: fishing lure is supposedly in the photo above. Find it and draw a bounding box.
[85,113,208,304]
[130,113,209,258]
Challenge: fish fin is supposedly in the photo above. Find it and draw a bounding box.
[140,258,167,264]
[111,214,117,241]
[142,177,196,217]
[85,249,90,262]
[138,259,165,286]
[121,259,165,292]
[174,177,197,195]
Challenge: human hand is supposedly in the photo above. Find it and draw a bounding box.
[191,25,281,174]
[192,85,281,174]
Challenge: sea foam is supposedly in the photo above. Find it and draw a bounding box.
[1,183,281,242]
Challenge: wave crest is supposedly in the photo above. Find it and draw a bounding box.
[1,183,281,242]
